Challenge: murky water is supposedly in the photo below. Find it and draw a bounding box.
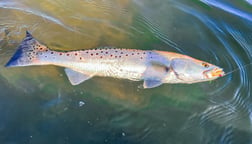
[0,0,251,143]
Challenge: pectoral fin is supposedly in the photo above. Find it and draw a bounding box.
[142,61,169,88]
[143,61,170,78]
[143,80,163,89]
[143,61,169,79]
[64,68,94,85]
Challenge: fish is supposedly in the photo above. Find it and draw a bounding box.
[5,31,225,88]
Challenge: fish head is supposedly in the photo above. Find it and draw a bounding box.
[170,58,225,83]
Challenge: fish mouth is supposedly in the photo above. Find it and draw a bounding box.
[203,68,225,79]
[211,68,225,77]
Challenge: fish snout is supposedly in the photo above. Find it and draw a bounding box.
[203,67,225,79]
[211,68,225,77]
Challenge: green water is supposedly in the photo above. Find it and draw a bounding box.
[0,0,252,143]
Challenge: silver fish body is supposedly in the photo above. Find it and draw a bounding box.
[5,31,224,88]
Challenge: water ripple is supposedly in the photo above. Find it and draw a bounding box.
[0,1,80,34]
[174,2,231,94]
[175,1,252,142]
[136,15,183,53]
[219,126,234,144]
[200,0,252,22]
[71,14,133,36]
[225,25,252,61]
[246,0,252,5]
[0,0,252,143]
[133,0,183,52]
[199,23,251,134]
[176,2,251,112]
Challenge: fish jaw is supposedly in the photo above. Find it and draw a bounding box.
[203,67,225,79]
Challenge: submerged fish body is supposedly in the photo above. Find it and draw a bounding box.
[5,31,225,88]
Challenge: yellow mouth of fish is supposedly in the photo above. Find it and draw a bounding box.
[203,68,225,79]
[211,68,225,77]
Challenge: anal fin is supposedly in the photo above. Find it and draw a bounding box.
[64,68,94,85]
[143,80,163,89]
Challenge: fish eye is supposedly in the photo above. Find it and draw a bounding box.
[202,63,209,68]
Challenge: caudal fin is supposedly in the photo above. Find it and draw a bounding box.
[5,31,49,67]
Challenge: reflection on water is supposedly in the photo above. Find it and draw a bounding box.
[0,0,252,143]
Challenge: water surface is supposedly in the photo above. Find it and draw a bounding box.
[0,0,252,143]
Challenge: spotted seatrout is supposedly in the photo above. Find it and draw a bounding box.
[5,31,225,88]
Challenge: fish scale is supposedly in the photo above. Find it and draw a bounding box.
[39,48,146,62]
[5,31,225,88]
[82,49,145,59]
[38,48,149,79]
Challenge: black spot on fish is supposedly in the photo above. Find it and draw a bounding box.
[165,67,169,72]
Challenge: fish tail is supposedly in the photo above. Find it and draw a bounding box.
[5,31,49,67]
